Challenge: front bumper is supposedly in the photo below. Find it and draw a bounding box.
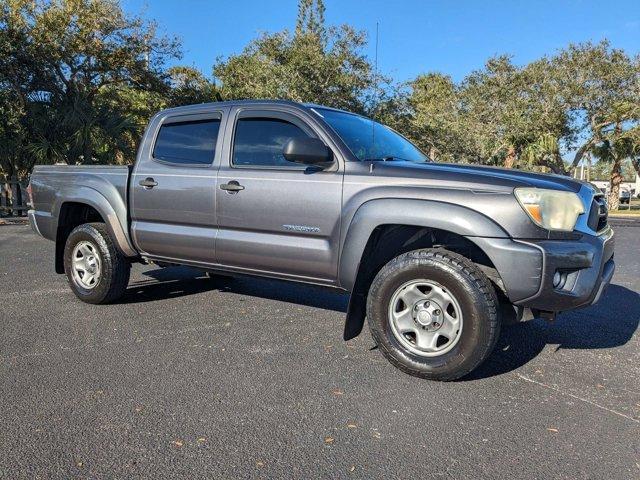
[475,226,615,313]
[516,226,615,311]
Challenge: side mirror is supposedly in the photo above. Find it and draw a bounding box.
[283,137,332,168]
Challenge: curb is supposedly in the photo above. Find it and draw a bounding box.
[0,217,29,226]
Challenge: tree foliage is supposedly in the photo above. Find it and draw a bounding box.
[213,0,375,113]
[0,0,180,175]
[405,41,640,208]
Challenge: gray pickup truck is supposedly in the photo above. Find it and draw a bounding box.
[28,100,615,380]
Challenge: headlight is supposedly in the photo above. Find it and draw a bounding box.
[514,188,585,231]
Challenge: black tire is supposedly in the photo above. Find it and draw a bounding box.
[366,248,500,381]
[64,223,131,304]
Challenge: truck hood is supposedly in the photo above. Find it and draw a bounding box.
[370,160,584,193]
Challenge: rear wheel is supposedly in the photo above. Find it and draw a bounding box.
[366,248,500,381]
[64,223,131,304]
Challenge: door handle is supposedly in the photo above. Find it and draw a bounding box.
[220,180,245,193]
[139,177,158,189]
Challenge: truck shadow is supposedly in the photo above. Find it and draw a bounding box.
[464,284,640,380]
[122,265,350,312]
[123,267,638,380]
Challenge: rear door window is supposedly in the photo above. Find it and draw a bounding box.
[153,118,221,165]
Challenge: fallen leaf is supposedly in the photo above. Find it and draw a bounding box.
[197,437,206,443]
[324,437,334,444]
[332,389,344,396]
[349,466,356,472]
[256,461,265,467]
[347,423,357,429]
[596,384,605,389]
[77,462,83,468]
[546,428,558,433]
[172,440,184,447]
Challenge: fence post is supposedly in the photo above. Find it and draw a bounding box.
[2,177,10,216]
[19,180,29,211]
[0,177,6,214]
[10,175,19,217]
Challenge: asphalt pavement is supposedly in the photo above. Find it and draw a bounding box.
[1,220,639,479]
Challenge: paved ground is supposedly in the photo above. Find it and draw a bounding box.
[1,221,639,479]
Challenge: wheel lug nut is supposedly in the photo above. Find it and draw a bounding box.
[424,301,430,307]
[434,309,441,315]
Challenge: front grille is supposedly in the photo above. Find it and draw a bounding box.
[587,194,608,232]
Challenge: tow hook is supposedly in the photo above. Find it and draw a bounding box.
[535,309,557,322]
[516,307,557,322]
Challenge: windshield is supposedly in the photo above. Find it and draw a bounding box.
[312,108,429,163]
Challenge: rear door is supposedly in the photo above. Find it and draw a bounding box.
[215,107,343,283]
[130,109,225,264]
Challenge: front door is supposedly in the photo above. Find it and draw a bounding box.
[215,108,342,283]
[130,110,225,264]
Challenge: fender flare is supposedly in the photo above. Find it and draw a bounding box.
[52,185,137,257]
[338,198,509,291]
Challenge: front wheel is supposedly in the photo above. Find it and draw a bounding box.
[366,249,500,381]
[64,223,131,304]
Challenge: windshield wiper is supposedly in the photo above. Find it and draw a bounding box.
[365,156,429,163]
[364,156,403,162]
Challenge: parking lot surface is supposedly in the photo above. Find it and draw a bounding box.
[1,220,639,479]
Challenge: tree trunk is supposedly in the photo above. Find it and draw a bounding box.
[608,158,622,211]
[504,146,516,169]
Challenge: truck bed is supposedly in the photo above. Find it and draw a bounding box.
[29,164,135,255]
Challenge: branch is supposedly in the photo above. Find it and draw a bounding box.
[570,138,596,169]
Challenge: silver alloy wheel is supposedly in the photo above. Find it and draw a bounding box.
[388,279,463,357]
[71,241,102,290]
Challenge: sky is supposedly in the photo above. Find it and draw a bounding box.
[121,0,640,83]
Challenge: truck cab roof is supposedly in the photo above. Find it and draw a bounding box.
[156,99,354,117]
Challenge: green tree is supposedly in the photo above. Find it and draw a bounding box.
[406,56,569,170]
[402,73,471,162]
[167,66,221,107]
[404,40,640,208]
[549,41,640,208]
[0,0,180,176]
[213,0,376,113]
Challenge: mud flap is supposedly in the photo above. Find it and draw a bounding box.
[343,292,367,340]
